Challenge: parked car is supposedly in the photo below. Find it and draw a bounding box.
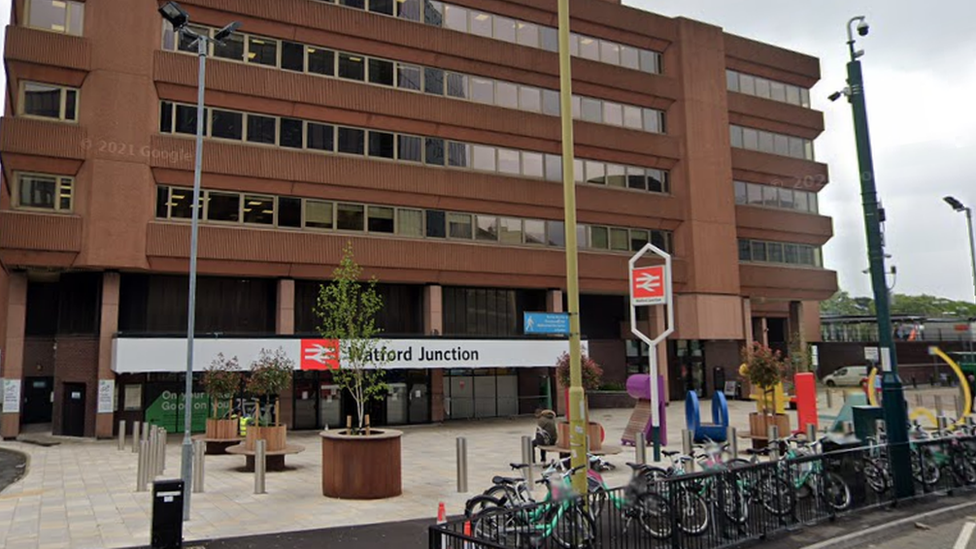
[822,366,869,387]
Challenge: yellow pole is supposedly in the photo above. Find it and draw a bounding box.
[556,0,588,494]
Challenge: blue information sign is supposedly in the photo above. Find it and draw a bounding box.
[524,312,570,335]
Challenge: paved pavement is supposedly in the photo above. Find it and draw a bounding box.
[0,385,967,549]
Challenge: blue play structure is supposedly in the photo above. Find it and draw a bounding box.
[686,391,730,443]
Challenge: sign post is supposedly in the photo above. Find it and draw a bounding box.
[628,244,674,461]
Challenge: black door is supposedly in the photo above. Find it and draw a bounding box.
[62,383,86,436]
[23,377,54,424]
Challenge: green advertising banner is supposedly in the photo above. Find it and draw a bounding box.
[144,390,228,432]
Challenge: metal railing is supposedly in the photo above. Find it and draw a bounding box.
[431,435,976,549]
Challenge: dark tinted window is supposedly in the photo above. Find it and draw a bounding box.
[340,0,365,8]
[175,104,205,135]
[370,0,394,15]
[248,37,278,66]
[337,203,365,231]
[338,53,365,80]
[368,58,395,86]
[307,123,334,151]
[281,41,305,72]
[398,135,422,162]
[160,101,173,132]
[156,186,169,218]
[425,137,444,165]
[211,110,243,140]
[369,131,395,158]
[337,127,365,155]
[308,47,334,76]
[214,33,245,61]
[425,210,446,238]
[246,114,276,144]
[278,197,301,228]
[424,67,444,95]
[280,118,303,149]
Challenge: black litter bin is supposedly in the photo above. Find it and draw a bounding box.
[152,479,184,549]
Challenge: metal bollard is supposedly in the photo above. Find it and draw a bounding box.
[147,427,157,482]
[935,395,944,417]
[768,425,780,461]
[875,419,886,439]
[636,432,647,464]
[826,389,833,409]
[136,440,148,492]
[254,439,266,494]
[193,439,205,493]
[131,421,140,454]
[937,415,949,435]
[916,393,923,407]
[520,436,534,485]
[806,423,817,444]
[956,395,963,418]
[158,428,167,474]
[682,430,694,471]
[728,427,738,459]
[456,437,468,493]
[118,420,126,451]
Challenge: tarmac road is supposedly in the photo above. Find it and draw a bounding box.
[171,517,432,549]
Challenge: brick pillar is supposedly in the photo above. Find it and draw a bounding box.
[277,279,295,428]
[95,272,120,438]
[788,301,804,348]
[1,273,26,439]
[425,285,445,422]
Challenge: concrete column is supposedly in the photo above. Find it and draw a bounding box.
[276,279,295,336]
[424,285,445,421]
[546,289,563,313]
[742,298,754,344]
[1,273,27,439]
[96,272,120,438]
[277,279,295,427]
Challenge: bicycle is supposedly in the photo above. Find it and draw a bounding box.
[775,434,851,512]
[469,464,595,549]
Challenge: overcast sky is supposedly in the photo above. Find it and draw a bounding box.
[2,1,975,301]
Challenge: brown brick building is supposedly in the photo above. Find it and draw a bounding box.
[0,0,835,438]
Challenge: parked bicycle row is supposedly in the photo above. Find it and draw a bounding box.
[439,423,976,549]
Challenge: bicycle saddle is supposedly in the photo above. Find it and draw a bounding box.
[662,450,679,457]
[509,463,530,470]
[744,448,769,455]
[492,476,523,485]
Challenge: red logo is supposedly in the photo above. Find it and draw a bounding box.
[300,339,340,370]
[631,266,666,306]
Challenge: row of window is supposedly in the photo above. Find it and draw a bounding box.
[156,185,674,253]
[738,238,822,268]
[163,23,665,134]
[158,101,672,194]
[729,125,814,161]
[20,82,78,122]
[13,173,74,212]
[310,0,662,74]
[25,0,83,36]
[734,181,819,214]
[726,70,810,108]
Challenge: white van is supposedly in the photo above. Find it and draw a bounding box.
[822,366,868,387]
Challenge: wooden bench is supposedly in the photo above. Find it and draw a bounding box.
[226,443,305,472]
[191,434,242,455]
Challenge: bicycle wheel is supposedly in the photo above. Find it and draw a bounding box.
[588,483,608,521]
[822,472,851,512]
[482,485,517,507]
[715,480,748,524]
[551,504,596,549]
[952,456,976,485]
[863,458,889,494]
[465,495,506,519]
[758,474,795,517]
[912,451,941,486]
[675,487,710,536]
[634,491,673,540]
[472,506,523,547]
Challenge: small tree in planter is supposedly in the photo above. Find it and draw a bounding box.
[245,347,294,451]
[740,342,790,437]
[554,352,605,449]
[316,243,390,434]
[202,353,241,439]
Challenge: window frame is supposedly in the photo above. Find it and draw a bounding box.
[14,171,74,213]
[19,81,79,122]
[26,0,84,36]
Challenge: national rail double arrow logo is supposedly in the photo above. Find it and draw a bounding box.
[631,265,666,306]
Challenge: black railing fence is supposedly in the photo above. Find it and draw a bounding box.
[431,436,976,549]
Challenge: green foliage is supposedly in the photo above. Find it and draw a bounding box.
[202,353,241,419]
[821,290,976,318]
[555,352,604,391]
[740,342,788,414]
[597,381,627,392]
[247,347,294,398]
[316,243,389,434]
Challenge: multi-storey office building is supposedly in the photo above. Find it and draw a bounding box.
[0,0,835,438]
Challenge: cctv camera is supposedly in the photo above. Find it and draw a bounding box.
[857,21,870,36]
[828,91,842,102]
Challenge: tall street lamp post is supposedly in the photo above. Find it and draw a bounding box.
[833,16,914,499]
[554,0,588,493]
[158,1,240,520]
[943,196,976,303]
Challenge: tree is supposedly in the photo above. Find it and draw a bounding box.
[821,290,976,318]
[554,352,604,391]
[739,342,788,415]
[246,347,294,426]
[202,353,241,419]
[316,243,389,434]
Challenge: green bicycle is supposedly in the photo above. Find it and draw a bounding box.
[776,435,851,512]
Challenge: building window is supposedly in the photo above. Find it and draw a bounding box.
[278,197,302,227]
[280,118,304,149]
[281,41,305,72]
[447,213,473,239]
[15,173,73,212]
[368,58,395,86]
[214,32,245,62]
[523,220,545,245]
[734,181,819,214]
[243,195,274,225]
[206,191,241,222]
[211,109,243,140]
[476,215,498,241]
[337,127,365,155]
[247,114,277,144]
[726,69,812,108]
[499,218,522,244]
[738,238,821,267]
[338,53,366,81]
[337,203,365,231]
[305,200,334,229]
[308,47,335,76]
[730,125,814,161]
[247,37,278,67]
[307,123,335,152]
[27,0,84,35]
[367,206,395,233]
[368,131,395,159]
[21,82,78,121]
[397,208,423,236]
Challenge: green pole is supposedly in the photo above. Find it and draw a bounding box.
[843,17,913,499]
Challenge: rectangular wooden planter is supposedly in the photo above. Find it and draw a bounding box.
[245,425,287,452]
[556,421,604,451]
[748,413,791,449]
